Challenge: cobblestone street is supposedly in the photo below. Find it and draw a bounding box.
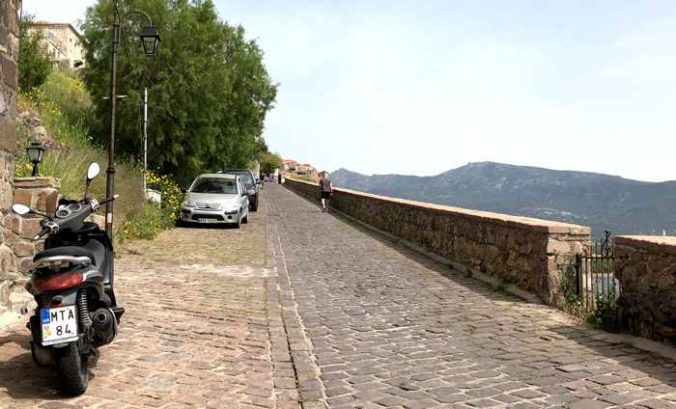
[267,184,676,409]
[0,196,300,409]
[0,185,675,408]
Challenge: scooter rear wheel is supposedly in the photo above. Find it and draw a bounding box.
[54,342,88,396]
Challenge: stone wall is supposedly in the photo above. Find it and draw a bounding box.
[7,177,60,272]
[284,178,590,305]
[615,236,676,342]
[0,0,19,311]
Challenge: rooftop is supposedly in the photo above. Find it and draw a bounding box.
[30,21,84,40]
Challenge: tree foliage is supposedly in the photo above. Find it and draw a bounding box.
[19,15,53,91]
[259,151,283,175]
[82,0,277,185]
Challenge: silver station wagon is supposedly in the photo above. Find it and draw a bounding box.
[180,173,249,228]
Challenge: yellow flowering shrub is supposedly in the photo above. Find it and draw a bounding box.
[14,157,33,177]
[120,203,164,241]
[146,170,182,227]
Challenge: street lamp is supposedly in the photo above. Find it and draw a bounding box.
[139,25,161,57]
[26,141,45,177]
[107,0,160,239]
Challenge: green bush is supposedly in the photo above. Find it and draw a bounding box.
[146,170,183,226]
[19,15,53,91]
[121,203,165,240]
[587,292,620,331]
[38,70,95,134]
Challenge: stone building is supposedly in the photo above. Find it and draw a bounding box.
[30,21,85,69]
[0,0,19,310]
[296,163,316,176]
[283,159,298,173]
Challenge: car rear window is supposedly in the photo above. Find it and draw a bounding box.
[191,178,238,194]
[227,172,254,188]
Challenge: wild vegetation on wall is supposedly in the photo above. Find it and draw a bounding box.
[15,69,178,244]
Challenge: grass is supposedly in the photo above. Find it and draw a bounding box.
[16,70,176,246]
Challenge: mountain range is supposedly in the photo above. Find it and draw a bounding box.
[330,162,676,237]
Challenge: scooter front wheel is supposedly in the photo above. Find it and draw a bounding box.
[54,342,89,396]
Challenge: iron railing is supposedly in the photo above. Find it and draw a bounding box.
[574,231,621,329]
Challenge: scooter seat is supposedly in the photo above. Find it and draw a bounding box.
[34,238,107,266]
[83,240,106,268]
[33,246,96,265]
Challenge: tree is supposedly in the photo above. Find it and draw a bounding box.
[81,0,277,185]
[259,151,283,175]
[19,15,53,91]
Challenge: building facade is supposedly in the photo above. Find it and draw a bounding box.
[30,22,85,69]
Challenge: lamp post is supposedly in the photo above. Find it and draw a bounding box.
[107,0,161,239]
[26,141,45,177]
[142,87,148,194]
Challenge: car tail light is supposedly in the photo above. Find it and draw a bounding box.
[33,271,83,293]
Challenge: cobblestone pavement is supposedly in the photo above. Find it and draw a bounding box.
[267,184,676,409]
[0,196,302,409]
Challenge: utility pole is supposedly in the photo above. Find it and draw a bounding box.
[143,87,148,194]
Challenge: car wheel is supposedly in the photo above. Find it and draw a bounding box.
[251,196,259,212]
[234,212,241,229]
[242,212,248,224]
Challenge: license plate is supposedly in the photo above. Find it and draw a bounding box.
[41,306,78,346]
[197,218,216,223]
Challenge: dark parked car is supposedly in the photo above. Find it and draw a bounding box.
[221,169,260,211]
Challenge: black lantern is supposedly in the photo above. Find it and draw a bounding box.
[139,25,160,57]
[26,141,45,177]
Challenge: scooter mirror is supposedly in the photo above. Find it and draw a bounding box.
[87,162,100,181]
[11,204,31,215]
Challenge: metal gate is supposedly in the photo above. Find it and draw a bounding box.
[574,231,621,329]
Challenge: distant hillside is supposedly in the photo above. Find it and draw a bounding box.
[330,162,676,237]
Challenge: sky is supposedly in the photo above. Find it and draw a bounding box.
[23,0,676,182]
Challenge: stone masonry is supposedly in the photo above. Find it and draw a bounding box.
[7,177,60,273]
[0,0,19,311]
[284,178,590,307]
[615,235,676,342]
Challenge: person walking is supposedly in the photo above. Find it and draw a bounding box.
[318,171,333,212]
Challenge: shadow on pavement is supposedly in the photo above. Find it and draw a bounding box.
[327,206,676,388]
[547,324,676,387]
[0,332,64,400]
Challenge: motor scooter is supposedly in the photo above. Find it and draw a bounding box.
[11,162,123,395]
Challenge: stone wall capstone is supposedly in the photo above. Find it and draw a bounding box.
[0,0,19,312]
[284,178,591,305]
[615,236,676,342]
